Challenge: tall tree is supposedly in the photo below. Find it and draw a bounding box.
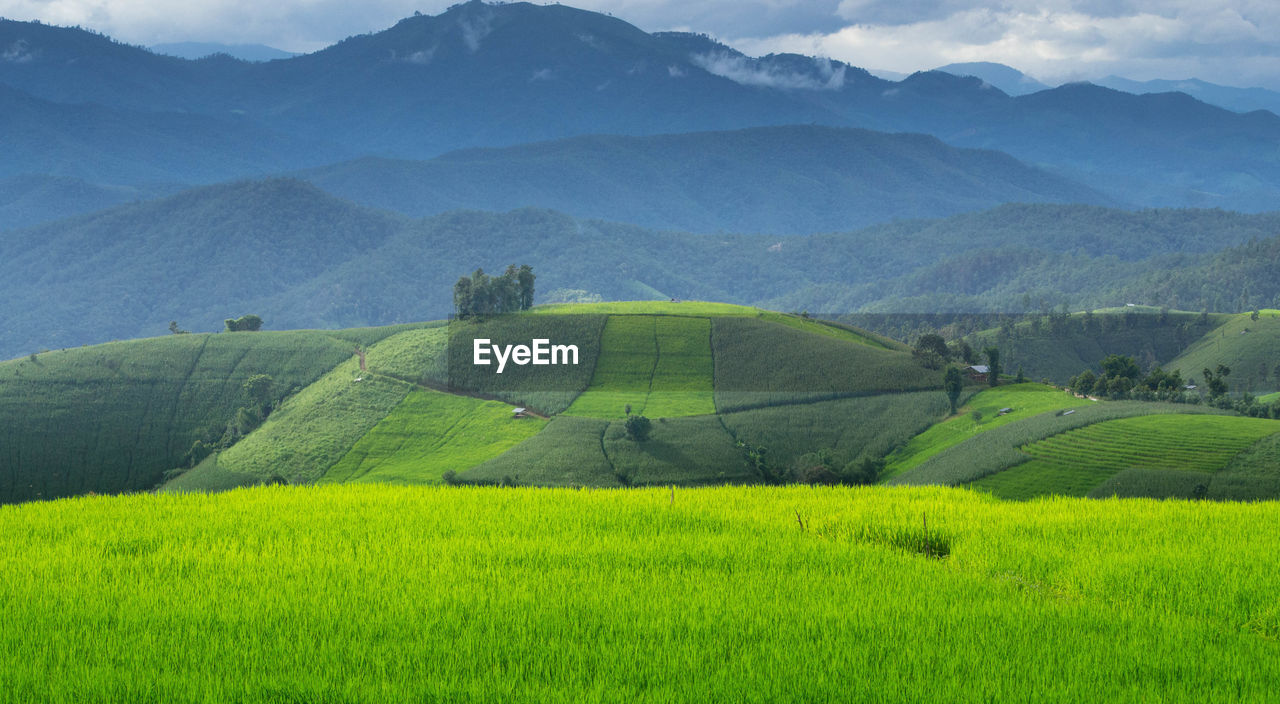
[943,366,963,414]
[517,264,536,310]
[453,276,473,318]
[983,347,1001,387]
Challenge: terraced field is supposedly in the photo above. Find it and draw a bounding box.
[1261,391,1280,404]
[882,383,1090,479]
[971,415,1280,499]
[321,391,546,485]
[564,316,715,419]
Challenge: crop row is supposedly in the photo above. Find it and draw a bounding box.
[888,402,1231,487]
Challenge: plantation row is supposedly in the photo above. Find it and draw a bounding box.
[464,392,952,487]
[565,316,715,419]
[0,328,431,503]
[970,415,1280,500]
[889,402,1230,488]
[883,384,1090,478]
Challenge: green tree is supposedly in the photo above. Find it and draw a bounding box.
[914,333,949,360]
[224,314,263,332]
[242,374,275,413]
[943,366,963,414]
[1101,354,1141,382]
[453,276,474,318]
[983,347,1001,387]
[842,456,885,486]
[517,264,536,310]
[624,415,652,442]
[1069,370,1098,397]
[1203,365,1231,399]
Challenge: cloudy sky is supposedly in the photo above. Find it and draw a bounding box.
[3,0,1280,88]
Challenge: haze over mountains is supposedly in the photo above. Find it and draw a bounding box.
[3,178,1279,360]
[3,0,1280,356]
[5,1,1280,212]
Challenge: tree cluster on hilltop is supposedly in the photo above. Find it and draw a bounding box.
[453,265,535,318]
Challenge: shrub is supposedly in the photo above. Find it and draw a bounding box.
[624,415,652,442]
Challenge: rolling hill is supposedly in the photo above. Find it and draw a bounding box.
[6,300,1276,507]
[2,302,947,502]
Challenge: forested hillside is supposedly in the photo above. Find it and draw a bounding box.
[301,126,1110,234]
[6,185,1280,360]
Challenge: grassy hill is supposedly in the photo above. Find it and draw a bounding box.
[882,383,1092,479]
[0,325,423,503]
[4,484,1280,702]
[1166,310,1280,393]
[8,300,1277,504]
[3,302,935,499]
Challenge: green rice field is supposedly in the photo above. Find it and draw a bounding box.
[883,383,1090,479]
[321,390,546,484]
[2,484,1278,702]
[971,414,1280,499]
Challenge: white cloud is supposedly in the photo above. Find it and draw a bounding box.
[731,3,1280,89]
[690,51,847,90]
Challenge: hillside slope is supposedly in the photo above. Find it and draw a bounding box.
[302,126,1111,234]
[0,326,424,503]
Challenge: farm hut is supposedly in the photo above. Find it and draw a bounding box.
[512,407,528,419]
[997,407,1014,416]
[966,365,989,382]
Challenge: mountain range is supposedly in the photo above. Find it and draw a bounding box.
[5,1,1280,219]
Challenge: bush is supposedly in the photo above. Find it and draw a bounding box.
[624,415,652,442]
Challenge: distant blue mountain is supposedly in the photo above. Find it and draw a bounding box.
[2,1,1280,214]
[1096,76,1280,116]
[150,42,297,62]
[934,62,1050,96]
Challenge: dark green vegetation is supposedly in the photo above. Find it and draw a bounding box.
[452,264,536,318]
[966,308,1225,385]
[12,183,1280,361]
[303,126,1108,235]
[4,485,1280,702]
[0,327,423,503]
[711,317,939,412]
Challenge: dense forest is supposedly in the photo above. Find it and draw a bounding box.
[5,182,1280,360]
